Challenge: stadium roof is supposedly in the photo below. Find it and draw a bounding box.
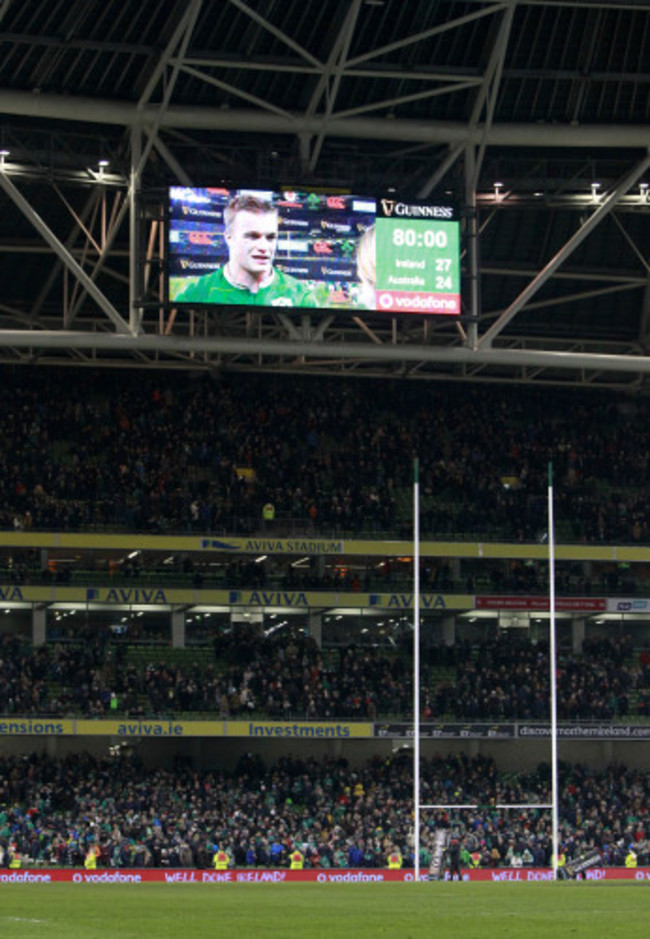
[1,0,650,389]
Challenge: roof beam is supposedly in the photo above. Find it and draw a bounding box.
[177,63,294,119]
[332,79,483,121]
[137,0,203,111]
[181,56,482,84]
[0,330,646,375]
[2,92,650,149]
[227,0,323,70]
[417,143,465,198]
[478,150,650,347]
[305,0,363,171]
[345,3,507,68]
[470,1,517,190]
[0,170,131,333]
[306,0,362,119]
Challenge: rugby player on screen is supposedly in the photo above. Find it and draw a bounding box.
[174,194,317,307]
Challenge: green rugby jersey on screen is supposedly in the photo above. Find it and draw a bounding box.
[174,267,317,307]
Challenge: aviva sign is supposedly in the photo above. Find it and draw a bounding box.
[0,586,24,601]
[85,587,169,603]
[0,584,474,611]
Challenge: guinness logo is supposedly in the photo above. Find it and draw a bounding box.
[381,199,396,216]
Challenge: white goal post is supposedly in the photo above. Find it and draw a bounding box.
[412,461,560,881]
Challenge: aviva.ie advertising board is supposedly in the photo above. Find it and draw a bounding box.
[0,719,373,739]
[2,719,649,741]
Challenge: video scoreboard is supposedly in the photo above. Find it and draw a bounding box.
[168,187,460,316]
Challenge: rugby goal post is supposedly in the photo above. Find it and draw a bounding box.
[412,462,560,881]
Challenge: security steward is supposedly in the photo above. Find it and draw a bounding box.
[84,845,99,870]
[213,847,229,870]
[289,846,304,870]
[625,846,638,869]
[387,847,403,869]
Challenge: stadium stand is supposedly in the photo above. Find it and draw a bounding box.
[2,368,650,872]
[1,368,650,544]
[0,750,648,872]
[3,0,650,880]
[1,629,648,724]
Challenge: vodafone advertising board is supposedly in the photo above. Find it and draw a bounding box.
[1,868,648,884]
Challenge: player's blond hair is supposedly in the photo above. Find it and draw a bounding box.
[224,194,277,231]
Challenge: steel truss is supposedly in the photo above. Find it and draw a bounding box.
[0,0,649,389]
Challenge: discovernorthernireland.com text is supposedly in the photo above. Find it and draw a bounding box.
[519,724,650,738]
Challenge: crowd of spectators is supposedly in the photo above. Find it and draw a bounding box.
[2,367,650,543]
[4,369,650,875]
[0,750,648,871]
[432,634,640,722]
[2,628,649,723]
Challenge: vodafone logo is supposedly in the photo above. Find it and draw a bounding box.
[316,872,385,883]
[376,291,460,314]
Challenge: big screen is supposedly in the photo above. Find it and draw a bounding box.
[168,187,460,315]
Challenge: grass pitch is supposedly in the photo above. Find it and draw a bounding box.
[0,882,647,938]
